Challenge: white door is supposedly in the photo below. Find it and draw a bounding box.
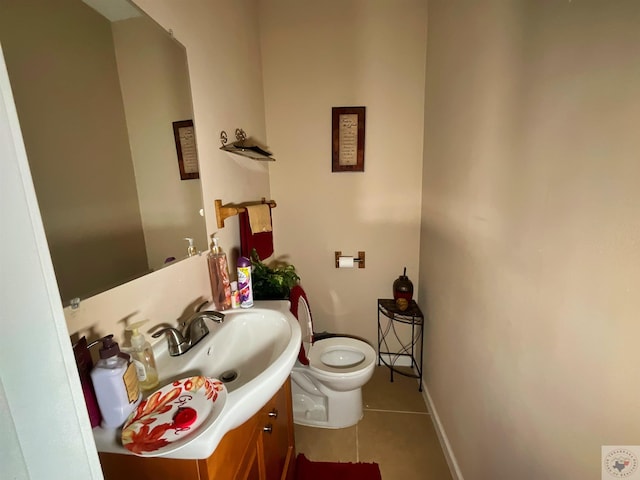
[0,43,103,479]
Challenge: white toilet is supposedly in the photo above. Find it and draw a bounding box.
[289,286,376,429]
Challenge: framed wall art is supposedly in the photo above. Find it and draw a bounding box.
[173,119,199,180]
[332,106,365,172]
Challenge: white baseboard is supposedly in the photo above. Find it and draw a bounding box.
[421,382,464,480]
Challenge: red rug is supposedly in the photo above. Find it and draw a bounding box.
[295,453,382,480]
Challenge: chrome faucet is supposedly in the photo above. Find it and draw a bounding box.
[152,310,225,356]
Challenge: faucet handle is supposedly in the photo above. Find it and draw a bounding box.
[151,327,189,356]
[187,316,210,340]
[196,301,209,312]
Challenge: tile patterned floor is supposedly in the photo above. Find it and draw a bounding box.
[294,366,453,479]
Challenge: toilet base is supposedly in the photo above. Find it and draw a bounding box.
[291,370,364,428]
[292,392,327,424]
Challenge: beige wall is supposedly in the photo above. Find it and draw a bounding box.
[112,16,207,271]
[420,1,640,478]
[260,0,427,344]
[0,0,148,303]
[64,0,271,344]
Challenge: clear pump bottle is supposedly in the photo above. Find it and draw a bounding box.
[207,233,232,310]
[184,237,197,257]
[125,320,159,392]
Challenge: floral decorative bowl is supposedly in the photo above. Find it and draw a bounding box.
[121,376,226,456]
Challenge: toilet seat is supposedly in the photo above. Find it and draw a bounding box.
[289,286,313,365]
[308,337,376,376]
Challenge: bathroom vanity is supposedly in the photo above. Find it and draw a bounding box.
[99,377,295,480]
[95,302,302,480]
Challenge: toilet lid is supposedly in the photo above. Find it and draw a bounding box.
[289,285,313,365]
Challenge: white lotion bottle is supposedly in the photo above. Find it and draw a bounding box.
[90,335,141,429]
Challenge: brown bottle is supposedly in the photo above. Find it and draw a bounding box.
[393,267,413,311]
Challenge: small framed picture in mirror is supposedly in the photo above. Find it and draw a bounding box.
[173,119,199,180]
[332,106,365,172]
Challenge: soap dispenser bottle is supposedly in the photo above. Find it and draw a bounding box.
[125,320,159,392]
[89,335,141,429]
[184,237,197,257]
[207,233,232,310]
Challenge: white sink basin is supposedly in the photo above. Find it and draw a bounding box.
[93,300,301,459]
[156,303,294,392]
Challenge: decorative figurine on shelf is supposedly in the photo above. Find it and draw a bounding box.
[393,267,414,311]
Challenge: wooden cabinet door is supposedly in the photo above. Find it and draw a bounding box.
[203,412,259,480]
[246,455,261,480]
[99,453,200,480]
[260,379,295,480]
[236,442,261,480]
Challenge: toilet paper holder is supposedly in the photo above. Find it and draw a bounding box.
[335,251,366,269]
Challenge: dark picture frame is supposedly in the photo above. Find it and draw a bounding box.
[332,106,365,172]
[172,119,199,180]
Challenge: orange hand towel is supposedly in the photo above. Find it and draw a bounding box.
[246,204,272,233]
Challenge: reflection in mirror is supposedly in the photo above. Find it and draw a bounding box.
[0,0,207,305]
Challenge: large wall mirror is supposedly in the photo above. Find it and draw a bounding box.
[0,0,207,305]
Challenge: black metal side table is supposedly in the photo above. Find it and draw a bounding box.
[377,299,424,391]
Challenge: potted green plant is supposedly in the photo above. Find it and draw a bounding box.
[250,249,300,300]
